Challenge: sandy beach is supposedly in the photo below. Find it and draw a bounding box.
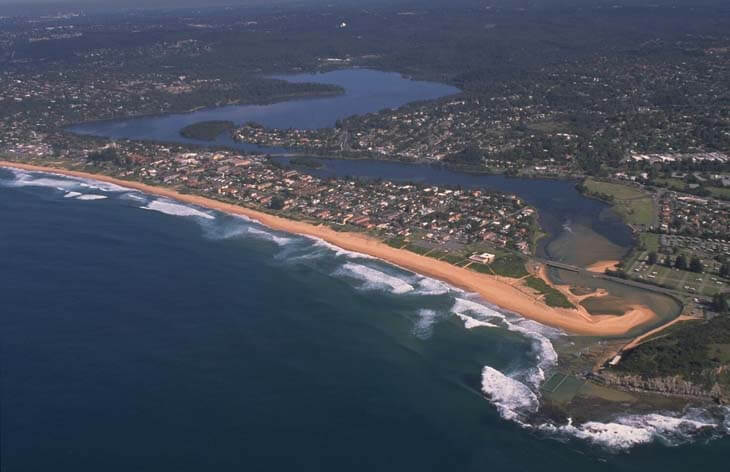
[2,161,662,336]
[586,260,620,273]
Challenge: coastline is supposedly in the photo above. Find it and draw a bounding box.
[1,160,661,336]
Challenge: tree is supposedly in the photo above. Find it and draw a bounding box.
[647,251,658,265]
[689,256,704,274]
[269,195,285,210]
[720,263,730,279]
[675,254,688,271]
[712,294,729,315]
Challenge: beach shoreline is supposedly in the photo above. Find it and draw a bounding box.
[1,160,662,336]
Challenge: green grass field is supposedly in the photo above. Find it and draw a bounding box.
[708,186,730,199]
[654,178,730,200]
[488,254,529,278]
[584,179,655,226]
[623,255,728,297]
[525,276,575,308]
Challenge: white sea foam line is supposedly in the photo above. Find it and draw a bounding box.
[75,194,108,201]
[199,215,296,248]
[64,191,82,198]
[335,259,452,295]
[141,198,215,220]
[481,366,539,424]
[542,411,723,450]
[247,226,293,246]
[1,167,131,193]
[77,179,131,192]
[414,277,450,295]
[7,173,79,190]
[335,262,415,294]
[308,236,378,261]
[413,309,440,339]
[454,313,498,329]
[120,192,146,202]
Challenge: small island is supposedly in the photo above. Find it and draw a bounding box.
[180,121,235,141]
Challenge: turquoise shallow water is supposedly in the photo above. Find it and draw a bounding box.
[1,167,729,471]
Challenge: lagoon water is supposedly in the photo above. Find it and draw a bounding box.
[69,69,460,153]
[2,168,730,471]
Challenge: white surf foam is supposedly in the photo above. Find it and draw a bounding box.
[481,366,539,423]
[5,170,80,191]
[335,262,415,294]
[310,237,377,261]
[141,198,215,220]
[454,313,498,329]
[414,277,450,296]
[201,216,293,247]
[77,179,130,192]
[451,296,559,390]
[452,297,504,323]
[413,309,440,339]
[248,227,293,246]
[544,411,721,450]
[3,168,131,194]
[64,191,82,198]
[120,192,147,202]
[75,194,108,201]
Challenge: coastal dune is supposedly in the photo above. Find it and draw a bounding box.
[2,161,660,336]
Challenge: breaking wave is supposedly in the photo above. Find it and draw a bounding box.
[414,277,450,296]
[120,192,147,202]
[451,296,559,389]
[75,194,108,201]
[141,198,215,220]
[247,227,293,246]
[335,262,415,294]
[1,168,130,194]
[309,237,377,261]
[77,179,130,193]
[332,261,453,297]
[413,309,440,339]
[542,409,726,449]
[3,170,81,191]
[198,215,294,248]
[481,366,539,423]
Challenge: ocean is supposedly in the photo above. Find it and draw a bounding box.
[2,167,730,471]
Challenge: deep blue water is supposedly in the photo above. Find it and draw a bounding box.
[2,168,729,471]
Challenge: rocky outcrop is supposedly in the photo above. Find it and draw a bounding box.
[594,371,729,404]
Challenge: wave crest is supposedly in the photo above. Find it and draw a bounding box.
[141,198,215,220]
[335,262,415,294]
[481,366,539,423]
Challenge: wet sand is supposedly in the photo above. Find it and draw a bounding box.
[586,260,620,273]
[2,161,662,336]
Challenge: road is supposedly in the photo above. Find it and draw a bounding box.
[538,258,691,301]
